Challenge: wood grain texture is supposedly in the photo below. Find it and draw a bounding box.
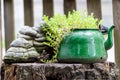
[87,0,102,19]
[64,0,76,15]
[4,0,14,50]
[24,0,34,26]
[0,0,2,65]
[43,0,54,17]
[2,63,118,80]
[112,0,120,77]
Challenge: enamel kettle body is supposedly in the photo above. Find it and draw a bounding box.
[57,26,115,63]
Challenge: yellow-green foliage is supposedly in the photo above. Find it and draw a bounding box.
[67,10,102,29]
[41,10,102,55]
[42,14,69,54]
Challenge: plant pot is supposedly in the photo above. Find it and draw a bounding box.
[57,29,108,63]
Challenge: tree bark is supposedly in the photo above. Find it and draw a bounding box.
[1,62,119,80]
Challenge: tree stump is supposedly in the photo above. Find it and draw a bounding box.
[1,62,119,80]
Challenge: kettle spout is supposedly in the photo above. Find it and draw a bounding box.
[104,25,115,50]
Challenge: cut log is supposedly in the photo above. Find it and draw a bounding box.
[1,62,119,80]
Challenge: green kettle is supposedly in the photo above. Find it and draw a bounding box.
[57,25,115,63]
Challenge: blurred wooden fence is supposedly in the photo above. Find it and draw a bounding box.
[0,0,120,71]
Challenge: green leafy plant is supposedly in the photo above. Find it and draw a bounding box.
[41,10,102,62]
[67,10,102,29]
[41,14,69,54]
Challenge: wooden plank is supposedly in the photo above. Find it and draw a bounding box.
[0,0,2,65]
[64,0,76,15]
[87,0,102,19]
[43,0,54,17]
[24,0,34,26]
[112,0,120,76]
[4,0,14,50]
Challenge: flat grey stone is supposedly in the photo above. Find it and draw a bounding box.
[35,46,47,53]
[22,52,29,59]
[4,48,40,62]
[26,47,41,56]
[7,47,27,53]
[27,50,40,57]
[27,47,37,51]
[19,26,38,37]
[36,33,45,38]
[14,53,24,58]
[17,33,33,40]
[4,52,14,59]
[33,41,45,47]
[10,38,33,48]
[35,46,47,50]
[34,37,46,42]
[32,26,43,33]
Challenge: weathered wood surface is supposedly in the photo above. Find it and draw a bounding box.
[2,62,118,80]
[43,0,54,17]
[112,0,120,79]
[87,0,102,19]
[0,1,2,80]
[24,0,34,26]
[0,0,2,65]
[4,0,14,50]
[64,0,76,15]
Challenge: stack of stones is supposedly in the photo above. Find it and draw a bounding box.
[4,25,50,63]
